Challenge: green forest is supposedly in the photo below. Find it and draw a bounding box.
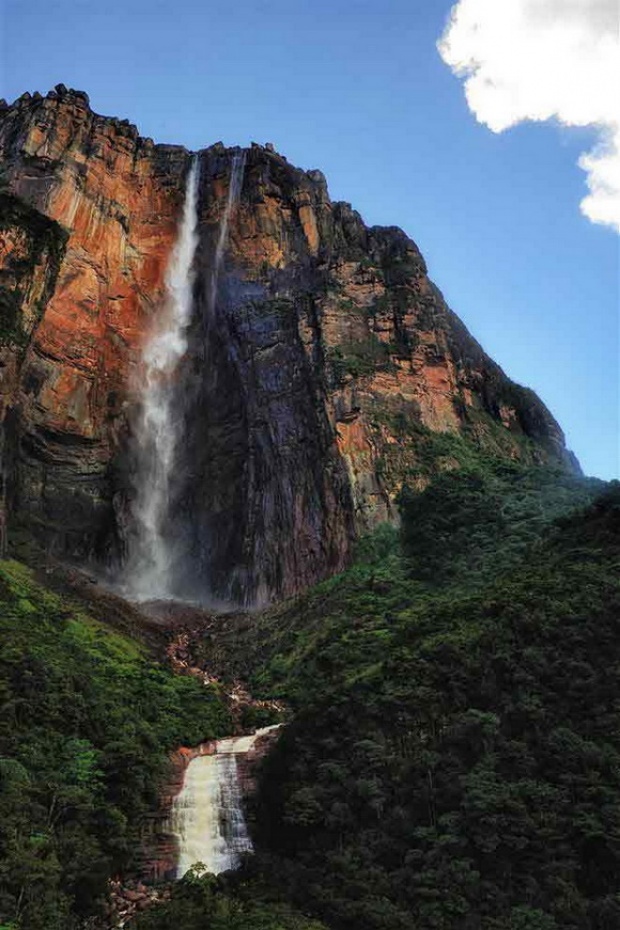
[247,469,620,930]
[0,561,231,928]
[1,460,619,929]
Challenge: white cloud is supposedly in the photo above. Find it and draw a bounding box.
[438,0,620,232]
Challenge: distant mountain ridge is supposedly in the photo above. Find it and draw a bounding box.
[0,84,578,603]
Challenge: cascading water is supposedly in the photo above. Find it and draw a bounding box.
[210,149,246,310]
[169,727,278,878]
[126,150,247,602]
[125,157,201,600]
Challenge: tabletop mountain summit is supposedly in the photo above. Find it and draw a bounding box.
[0,85,578,605]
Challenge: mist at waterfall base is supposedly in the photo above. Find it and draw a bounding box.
[122,151,249,608]
[168,728,280,878]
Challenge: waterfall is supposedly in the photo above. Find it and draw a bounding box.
[125,150,246,602]
[210,150,246,310]
[126,157,200,600]
[169,726,278,878]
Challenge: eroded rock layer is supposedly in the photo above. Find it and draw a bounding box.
[0,86,578,601]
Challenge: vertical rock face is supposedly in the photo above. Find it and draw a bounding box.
[0,191,68,547]
[0,87,190,560]
[0,87,578,603]
[171,147,355,603]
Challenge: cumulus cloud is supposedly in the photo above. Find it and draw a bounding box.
[438,0,620,231]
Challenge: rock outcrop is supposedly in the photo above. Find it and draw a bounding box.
[0,86,579,603]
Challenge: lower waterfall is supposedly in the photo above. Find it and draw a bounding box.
[169,726,279,878]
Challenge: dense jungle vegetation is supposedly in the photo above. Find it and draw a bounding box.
[141,461,620,930]
[1,459,618,930]
[244,466,620,930]
[0,562,231,929]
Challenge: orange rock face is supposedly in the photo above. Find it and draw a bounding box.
[0,87,578,601]
[0,88,190,557]
[0,196,66,421]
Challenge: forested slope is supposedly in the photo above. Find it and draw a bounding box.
[245,472,620,930]
[156,465,618,930]
[0,562,231,928]
[1,464,618,930]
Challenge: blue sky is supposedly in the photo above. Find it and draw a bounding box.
[2,0,618,478]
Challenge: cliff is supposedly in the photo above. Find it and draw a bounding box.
[0,85,578,603]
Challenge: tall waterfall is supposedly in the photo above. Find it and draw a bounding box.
[125,150,247,602]
[127,157,200,600]
[210,149,246,310]
[169,727,278,878]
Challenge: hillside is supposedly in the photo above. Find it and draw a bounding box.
[151,469,618,930]
[0,560,231,927]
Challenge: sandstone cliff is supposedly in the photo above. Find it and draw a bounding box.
[0,85,578,602]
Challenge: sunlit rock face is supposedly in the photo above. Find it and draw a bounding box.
[0,86,578,603]
[0,87,188,562]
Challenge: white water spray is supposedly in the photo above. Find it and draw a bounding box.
[169,726,279,877]
[210,150,246,309]
[127,157,200,600]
